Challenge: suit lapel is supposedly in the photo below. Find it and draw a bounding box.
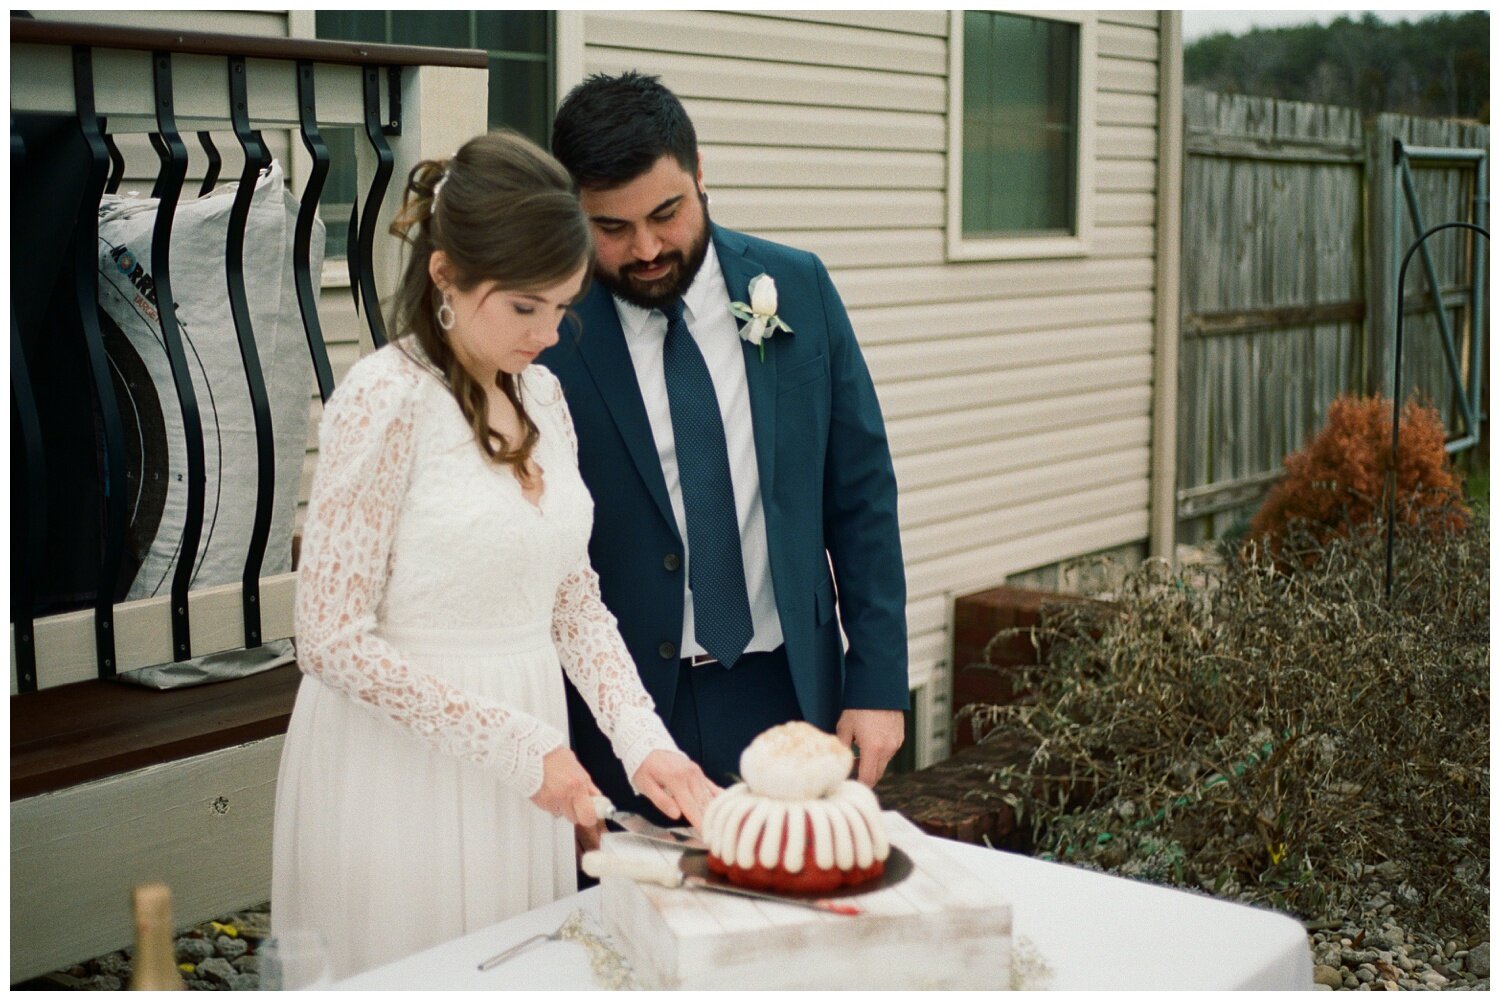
[713,226,778,504]
[574,286,679,535]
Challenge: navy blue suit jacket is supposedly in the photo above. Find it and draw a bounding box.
[540,224,908,795]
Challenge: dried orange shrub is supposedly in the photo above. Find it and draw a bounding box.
[1248,395,1468,559]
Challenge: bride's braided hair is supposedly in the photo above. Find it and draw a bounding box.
[389,130,592,474]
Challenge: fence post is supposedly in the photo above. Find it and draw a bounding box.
[1149,10,1183,561]
[1365,115,1397,399]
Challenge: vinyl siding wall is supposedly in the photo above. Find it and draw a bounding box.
[568,11,1165,756]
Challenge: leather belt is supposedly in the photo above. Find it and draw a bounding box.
[684,653,720,668]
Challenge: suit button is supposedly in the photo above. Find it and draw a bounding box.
[663,553,681,572]
[659,642,677,660]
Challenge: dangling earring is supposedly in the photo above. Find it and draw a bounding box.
[436,290,456,332]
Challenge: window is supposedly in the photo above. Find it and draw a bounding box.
[947,11,1095,261]
[315,11,554,258]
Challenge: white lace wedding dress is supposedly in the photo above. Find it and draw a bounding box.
[271,344,677,986]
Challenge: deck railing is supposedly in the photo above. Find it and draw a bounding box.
[10,19,489,694]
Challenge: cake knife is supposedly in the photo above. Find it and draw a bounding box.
[590,796,709,852]
[580,851,862,917]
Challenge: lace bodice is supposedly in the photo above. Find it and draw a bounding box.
[294,344,677,796]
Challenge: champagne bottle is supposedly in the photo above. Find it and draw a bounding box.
[127,882,186,990]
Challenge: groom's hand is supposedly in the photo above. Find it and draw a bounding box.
[835,709,905,786]
[632,750,720,830]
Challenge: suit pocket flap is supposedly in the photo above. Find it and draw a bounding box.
[778,355,827,395]
[814,576,837,625]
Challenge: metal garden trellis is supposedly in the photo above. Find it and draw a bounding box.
[1384,220,1489,600]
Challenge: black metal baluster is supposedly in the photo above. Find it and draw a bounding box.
[11,305,43,692]
[101,118,124,194]
[347,198,362,317]
[197,130,221,196]
[357,64,393,347]
[148,132,167,198]
[11,124,43,692]
[294,59,336,403]
[225,56,274,649]
[74,46,128,679]
[150,51,205,661]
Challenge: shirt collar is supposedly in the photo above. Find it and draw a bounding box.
[613,240,725,339]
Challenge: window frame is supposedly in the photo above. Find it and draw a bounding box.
[945,9,1097,262]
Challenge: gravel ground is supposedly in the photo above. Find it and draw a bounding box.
[14,893,1489,990]
[14,904,271,991]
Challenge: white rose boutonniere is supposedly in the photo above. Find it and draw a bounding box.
[728,273,792,361]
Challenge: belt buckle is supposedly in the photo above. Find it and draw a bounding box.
[688,653,719,668]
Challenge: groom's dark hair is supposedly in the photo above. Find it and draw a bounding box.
[551,71,698,190]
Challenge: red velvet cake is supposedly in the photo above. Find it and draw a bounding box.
[702,722,890,893]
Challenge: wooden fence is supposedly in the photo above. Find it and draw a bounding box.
[1177,88,1488,543]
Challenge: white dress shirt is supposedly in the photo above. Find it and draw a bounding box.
[613,242,784,658]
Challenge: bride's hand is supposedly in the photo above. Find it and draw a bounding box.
[631,750,720,830]
[531,746,602,827]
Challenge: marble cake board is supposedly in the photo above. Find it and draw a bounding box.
[598,810,1013,990]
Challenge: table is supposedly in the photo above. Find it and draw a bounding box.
[337,834,1315,990]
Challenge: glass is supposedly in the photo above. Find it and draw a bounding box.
[318,129,360,261]
[477,11,549,54]
[258,929,332,990]
[314,11,385,43]
[962,11,1079,237]
[489,57,552,146]
[391,11,471,48]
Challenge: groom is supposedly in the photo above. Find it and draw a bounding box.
[542,72,908,822]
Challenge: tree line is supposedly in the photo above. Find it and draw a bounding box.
[1184,11,1489,122]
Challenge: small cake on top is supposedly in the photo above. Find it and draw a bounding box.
[703,722,890,893]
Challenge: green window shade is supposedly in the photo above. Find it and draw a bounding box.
[489,58,552,150]
[313,11,554,258]
[962,12,1079,238]
[476,11,548,54]
[390,11,471,47]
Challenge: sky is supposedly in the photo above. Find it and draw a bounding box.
[1181,9,1468,41]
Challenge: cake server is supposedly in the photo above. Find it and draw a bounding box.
[580,851,862,916]
[590,796,708,852]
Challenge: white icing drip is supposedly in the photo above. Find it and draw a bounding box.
[828,799,855,870]
[757,802,785,869]
[844,781,891,861]
[704,780,889,873]
[702,785,736,859]
[782,803,807,874]
[735,797,774,868]
[723,794,756,866]
[807,798,835,870]
[830,793,873,869]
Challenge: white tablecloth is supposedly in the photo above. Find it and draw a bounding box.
[337,835,1314,990]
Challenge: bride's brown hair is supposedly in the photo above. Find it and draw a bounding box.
[389,130,591,476]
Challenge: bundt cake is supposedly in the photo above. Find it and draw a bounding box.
[702,722,890,893]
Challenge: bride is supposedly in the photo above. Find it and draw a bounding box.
[271,131,717,986]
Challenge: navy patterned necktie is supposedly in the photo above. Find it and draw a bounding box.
[660,298,754,668]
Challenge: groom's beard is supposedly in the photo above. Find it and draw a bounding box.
[597,194,712,312]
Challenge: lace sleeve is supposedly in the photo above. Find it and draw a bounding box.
[295,352,566,796]
[537,368,679,788]
[552,558,679,787]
